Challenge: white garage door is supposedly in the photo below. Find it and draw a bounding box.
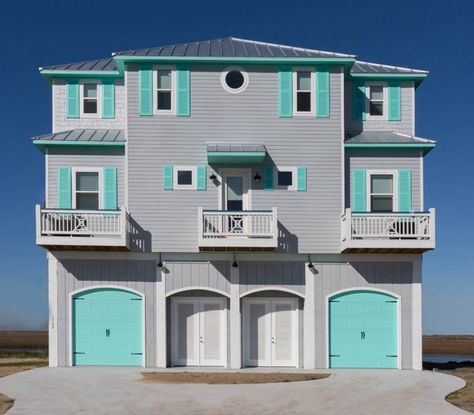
[243,298,298,367]
[171,297,227,366]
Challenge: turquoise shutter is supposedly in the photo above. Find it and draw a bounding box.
[297,166,307,191]
[57,167,72,209]
[163,165,173,190]
[103,167,117,210]
[264,166,274,190]
[101,80,115,119]
[352,170,367,212]
[176,65,190,117]
[279,67,293,117]
[139,64,153,116]
[352,81,366,121]
[388,81,401,121]
[66,80,79,118]
[398,169,412,212]
[196,165,206,190]
[316,68,330,118]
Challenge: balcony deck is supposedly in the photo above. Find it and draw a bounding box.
[341,208,435,253]
[36,205,130,251]
[198,208,278,250]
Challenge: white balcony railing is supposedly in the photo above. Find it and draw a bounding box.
[341,208,435,252]
[198,208,278,249]
[36,205,129,249]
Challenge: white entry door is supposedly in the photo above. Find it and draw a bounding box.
[171,297,227,367]
[243,298,298,367]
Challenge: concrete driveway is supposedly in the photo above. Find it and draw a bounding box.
[0,367,467,415]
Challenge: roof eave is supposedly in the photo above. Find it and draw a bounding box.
[32,139,126,153]
[344,142,436,154]
[39,69,122,82]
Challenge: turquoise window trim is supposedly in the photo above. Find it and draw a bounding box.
[57,167,72,209]
[352,169,367,212]
[387,80,401,121]
[196,165,207,190]
[279,66,293,118]
[297,166,307,191]
[163,165,173,190]
[176,65,191,117]
[101,79,115,119]
[66,80,80,119]
[139,64,153,116]
[264,166,274,191]
[207,152,266,165]
[103,167,118,210]
[316,68,330,118]
[397,169,412,212]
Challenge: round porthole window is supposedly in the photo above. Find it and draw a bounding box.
[221,67,249,93]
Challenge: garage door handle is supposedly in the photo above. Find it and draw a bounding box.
[106,329,110,337]
[386,355,398,358]
[131,353,143,355]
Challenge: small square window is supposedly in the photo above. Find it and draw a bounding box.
[278,171,293,187]
[177,170,193,186]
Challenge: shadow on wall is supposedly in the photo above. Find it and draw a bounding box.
[277,221,298,253]
[128,215,152,253]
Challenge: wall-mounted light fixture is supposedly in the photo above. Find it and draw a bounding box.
[157,253,163,268]
[232,253,238,268]
[307,254,314,269]
[209,173,217,181]
[254,173,261,183]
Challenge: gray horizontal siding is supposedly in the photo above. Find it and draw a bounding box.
[56,259,157,367]
[344,80,414,136]
[127,65,344,253]
[52,79,126,132]
[46,147,125,208]
[345,149,422,211]
[164,261,231,295]
[239,261,305,296]
[313,261,414,369]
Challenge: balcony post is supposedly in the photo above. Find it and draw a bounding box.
[35,204,42,242]
[272,207,278,244]
[429,208,435,242]
[197,207,203,246]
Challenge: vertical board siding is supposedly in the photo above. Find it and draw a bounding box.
[56,259,157,367]
[346,150,421,211]
[239,261,305,296]
[313,261,414,369]
[165,261,231,295]
[345,80,414,135]
[47,147,125,208]
[52,79,126,133]
[126,65,343,253]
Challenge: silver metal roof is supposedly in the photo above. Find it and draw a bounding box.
[350,60,428,75]
[114,37,355,58]
[207,142,266,153]
[41,57,117,71]
[345,131,436,145]
[32,129,125,143]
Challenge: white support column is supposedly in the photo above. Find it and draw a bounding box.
[412,257,423,370]
[304,263,316,369]
[230,264,241,369]
[156,262,167,368]
[47,253,58,367]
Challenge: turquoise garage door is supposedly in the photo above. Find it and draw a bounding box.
[72,288,143,366]
[329,290,398,368]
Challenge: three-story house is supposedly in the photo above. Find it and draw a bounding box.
[34,37,435,369]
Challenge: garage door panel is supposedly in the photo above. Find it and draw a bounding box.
[72,288,143,366]
[329,290,398,369]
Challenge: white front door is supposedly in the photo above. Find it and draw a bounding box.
[171,297,227,367]
[243,298,298,367]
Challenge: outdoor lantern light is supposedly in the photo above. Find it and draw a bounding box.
[209,173,217,181]
[307,255,314,269]
[232,253,238,268]
[254,173,261,183]
[157,253,163,268]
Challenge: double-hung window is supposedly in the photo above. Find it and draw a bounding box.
[80,81,100,116]
[155,67,175,113]
[293,69,314,115]
[366,82,386,119]
[73,169,101,210]
[369,173,395,212]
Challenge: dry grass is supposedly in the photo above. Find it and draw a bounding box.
[0,332,47,351]
[443,368,474,414]
[0,357,48,415]
[423,335,474,355]
[143,372,329,384]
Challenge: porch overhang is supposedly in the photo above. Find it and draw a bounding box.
[207,143,266,164]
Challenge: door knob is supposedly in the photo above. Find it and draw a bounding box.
[361,331,365,340]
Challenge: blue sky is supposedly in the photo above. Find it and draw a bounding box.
[0,0,472,334]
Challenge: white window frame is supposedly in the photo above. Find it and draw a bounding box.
[173,166,196,190]
[220,66,249,94]
[153,65,176,115]
[274,166,297,191]
[365,82,387,120]
[71,167,103,210]
[79,80,102,118]
[366,170,398,213]
[292,67,315,116]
